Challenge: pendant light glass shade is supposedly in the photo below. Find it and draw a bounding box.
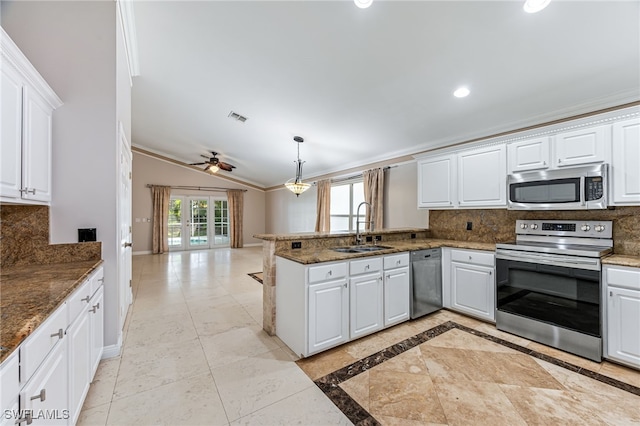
[284,136,311,197]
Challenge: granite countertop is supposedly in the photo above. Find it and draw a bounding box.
[276,238,496,264]
[0,259,103,363]
[602,254,640,268]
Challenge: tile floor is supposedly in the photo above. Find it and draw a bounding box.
[79,247,640,425]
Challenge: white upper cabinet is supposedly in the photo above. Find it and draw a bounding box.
[554,124,610,167]
[417,154,456,208]
[611,118,640,205]
[507,137,550,173]
[458,144,507,207]
[0,28,62,204]
[0,63,23,199]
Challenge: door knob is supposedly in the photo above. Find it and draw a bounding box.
[124,242,133,248]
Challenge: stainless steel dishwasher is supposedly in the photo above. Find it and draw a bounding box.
[410,249,442,319]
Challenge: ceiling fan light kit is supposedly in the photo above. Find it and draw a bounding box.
[523,0,551,13]
[284,136,311,197]
[190,151,235,174]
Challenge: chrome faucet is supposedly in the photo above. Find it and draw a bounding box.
[355,201,374,245]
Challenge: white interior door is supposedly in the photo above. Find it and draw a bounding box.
[118,123,132,330]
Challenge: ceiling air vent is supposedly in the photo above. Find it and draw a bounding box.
[228,111,248,123]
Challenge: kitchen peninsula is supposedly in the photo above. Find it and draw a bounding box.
[254,228,496,336]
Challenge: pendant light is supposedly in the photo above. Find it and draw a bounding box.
[284,136,311,197]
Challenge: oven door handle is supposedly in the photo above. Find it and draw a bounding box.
[496,250,601,271]
[580,176,586,206]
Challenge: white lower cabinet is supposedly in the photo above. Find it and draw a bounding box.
[349,258,383,340]
[0,266,104,425]
[444,248,496,322]
[308,279,349,354]
[20,340,68,425]
[604,265,640,369]
[276,253,412,358]
[383,254,410,327]
[67,309,91,425]
[89,287,104,377]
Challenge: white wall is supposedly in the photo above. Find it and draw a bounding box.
[2,1,127,349]
[265,162,428,233]
[132,151,266,252]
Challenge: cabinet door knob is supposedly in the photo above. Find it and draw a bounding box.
[343,283,347,288]
[124,242,133,248]
[50,329,63,339]
[30,389,46,402]
[328,270,332,276]
[81,295,90,303]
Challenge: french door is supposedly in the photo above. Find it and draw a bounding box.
[168,196,229,250]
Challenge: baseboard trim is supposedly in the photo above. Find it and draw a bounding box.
[133,250,152,256]
[101,335,123,359]
[243,243,262,248]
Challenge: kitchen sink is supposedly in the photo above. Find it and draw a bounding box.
[332,245,393,253]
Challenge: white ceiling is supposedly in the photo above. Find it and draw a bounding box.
[131,0,640,188]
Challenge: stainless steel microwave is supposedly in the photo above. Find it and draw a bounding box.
[507,164,608,210]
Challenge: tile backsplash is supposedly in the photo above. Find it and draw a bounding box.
[1,205,101,267]
[429,206,640,256]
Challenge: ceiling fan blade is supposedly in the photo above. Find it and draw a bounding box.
[218,162,235,172]
[201,154,211,159]
[190,162,207,166]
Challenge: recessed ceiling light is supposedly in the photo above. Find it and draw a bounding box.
[354,0,372,9]
[523,0,551,13]
[453,87,470,98]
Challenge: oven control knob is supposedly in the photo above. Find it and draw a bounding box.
[530,223,538,230]
[595,224,605,232]
[581,224,591,232]
[520,223,528,229]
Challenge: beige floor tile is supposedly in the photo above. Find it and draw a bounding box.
[189,304,258,336]
[599,361,640,388]
[124,311,198,347]
[229,385,351,426]
[200,324,281,369]
[369,369,447,424]
[500,384,607,426]
[107,374,228,426]
[340,370,370,411]
[434,379,526,426]
[113,337,209,400]
[82,358,120,410]
[422,327,517,354]
[375,346,429,375]
[534,359,640,425]
[297,346,358,381]
[77,402,110,426]
[211,348,314,421]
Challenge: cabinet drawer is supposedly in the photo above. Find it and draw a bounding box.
[90,266,104,295]
[350,257,383,276]
[0,351,19,412]
[606,266,640,291]
[21,302,68,381]
[384,253,409,270]
[451,249,494,267]
[308,262,347,284]
[67,278,92,325]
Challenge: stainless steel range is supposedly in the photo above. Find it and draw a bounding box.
[495,219,613,362]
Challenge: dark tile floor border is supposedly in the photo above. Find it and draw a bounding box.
[313,320,640,426]
[247,272,263,284]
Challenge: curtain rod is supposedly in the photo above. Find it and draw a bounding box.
[318,165,395,185]
[146,184,247,192]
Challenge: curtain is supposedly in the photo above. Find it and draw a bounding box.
[363,168,384,231]
[151,185,172,254]
[314,179,332,233]
[227,189,244,248]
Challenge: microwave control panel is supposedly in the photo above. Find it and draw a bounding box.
[586,177,604,201]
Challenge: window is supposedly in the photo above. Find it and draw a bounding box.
[168,195,229,250]
[330,181,365,232]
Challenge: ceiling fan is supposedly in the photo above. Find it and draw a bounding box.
[190,151,236,173]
